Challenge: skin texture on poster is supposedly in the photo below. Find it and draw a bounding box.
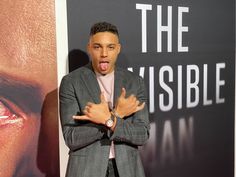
[0,0,59,176]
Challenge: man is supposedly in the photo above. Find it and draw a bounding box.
[0,0,59,176]
[59,22,150,177]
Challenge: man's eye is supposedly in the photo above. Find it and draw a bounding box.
[0,100,24,126]
[108,46,115,50]
[93,46,100,49]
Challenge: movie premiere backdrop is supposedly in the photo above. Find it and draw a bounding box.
[65,0,235,177]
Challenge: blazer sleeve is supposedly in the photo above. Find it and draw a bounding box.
[110,76,150,146]
[59,76,106,151]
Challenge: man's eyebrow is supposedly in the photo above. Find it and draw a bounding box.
[0,74,43,114]
[92,43,117,47]
[93,43,102,46]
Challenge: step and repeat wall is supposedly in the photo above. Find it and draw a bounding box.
[65,0,235,177]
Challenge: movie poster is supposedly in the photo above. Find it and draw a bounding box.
[0,1,60,176]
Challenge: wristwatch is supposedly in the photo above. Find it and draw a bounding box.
[105,114,114,128]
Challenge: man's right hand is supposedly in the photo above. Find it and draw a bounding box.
[73,93,111,125]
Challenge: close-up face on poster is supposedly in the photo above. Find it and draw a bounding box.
[65,0,235,177]
[0,0,59,176]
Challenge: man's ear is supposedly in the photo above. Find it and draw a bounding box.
[87,43,90,54]
[117,43,121,54]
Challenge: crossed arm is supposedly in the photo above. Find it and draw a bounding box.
[73,87,145,131]
[59,76,150,151]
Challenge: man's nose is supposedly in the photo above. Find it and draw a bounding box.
[101,48,108,57]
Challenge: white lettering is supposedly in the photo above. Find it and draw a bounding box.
[157,5,172,52]
[178,117,194,160]
[203,64,213,105]
[159,66,174,111]
[178,65,183,109]
[178,7,189,52]
[136,4,152,53]
[149,67,155,113]
[186,65,199,108]
[216,63,225,103]
[160,120,175,165]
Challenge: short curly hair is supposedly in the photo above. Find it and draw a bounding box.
[90,22,119,37]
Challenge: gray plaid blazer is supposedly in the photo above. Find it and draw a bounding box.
[59,63,150,177]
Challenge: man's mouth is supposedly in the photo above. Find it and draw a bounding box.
[99,61,109,71]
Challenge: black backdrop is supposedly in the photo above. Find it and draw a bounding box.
[66,0,235,176]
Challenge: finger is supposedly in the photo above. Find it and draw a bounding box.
[84,106,90,113]
[136,102,145,112]
[135,100,140,107]
[128,94,136,100]
[100,92,106,103]
[128,95,137,103]
[72,115,89,120]
[87,102,94,107]
[120,87,126,98]
[83,108,90,114]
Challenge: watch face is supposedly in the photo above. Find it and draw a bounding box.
[106,119,114,128]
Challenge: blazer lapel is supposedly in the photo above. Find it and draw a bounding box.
[81,64,101,104]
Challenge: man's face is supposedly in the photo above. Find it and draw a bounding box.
[87,32,121,75]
